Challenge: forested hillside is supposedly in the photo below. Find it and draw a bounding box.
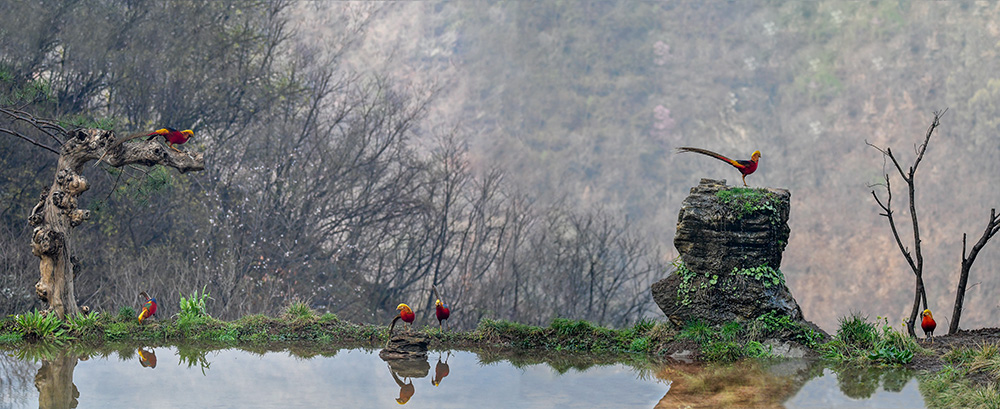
[0,1,659,329]
[3,1,1000,332]
[354,1,1000,331]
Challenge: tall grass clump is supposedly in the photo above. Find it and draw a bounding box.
[283,301,316,321]
[177,286,213,330]
[822,312,918,365]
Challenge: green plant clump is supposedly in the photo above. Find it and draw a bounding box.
[13,310,69,343]
[714,187,780,221]
[733,265,785,288]
[821,312,920,365]
[672,260,718,306]
[678,319,776,362]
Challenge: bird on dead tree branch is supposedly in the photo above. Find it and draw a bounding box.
[146,127,194,152]
[677,147,761,187]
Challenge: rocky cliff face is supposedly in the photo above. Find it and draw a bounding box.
[652,179,810,329]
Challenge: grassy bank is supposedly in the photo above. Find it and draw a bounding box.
[919,343,1000,408]
[0,302,678,359]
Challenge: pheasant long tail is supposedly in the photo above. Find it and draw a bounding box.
[676,147,742,168]
[386,316,402,348]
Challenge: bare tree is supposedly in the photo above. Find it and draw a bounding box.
[867,111,940,337]
[950,210,1000,334]
[1,108,203,318]
[869,109,1000,336]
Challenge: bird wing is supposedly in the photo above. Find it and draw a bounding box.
[677,147,747,170]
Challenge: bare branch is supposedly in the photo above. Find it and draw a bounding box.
[0,107,66,147]
[0,127,60,154]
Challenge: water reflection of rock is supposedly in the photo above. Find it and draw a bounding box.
[35,353,80,409]
[654,359,824,409]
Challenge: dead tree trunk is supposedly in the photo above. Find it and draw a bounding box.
[950,210,1000,334]
[26,128,204,318]
[868,110,942,338]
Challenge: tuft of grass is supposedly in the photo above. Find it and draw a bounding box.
[117,306,136,322]
[837,312,877,349]
[679,319,713,344]
[822,313,918,365]
[283,301,316,321]
[920,364,1000,409]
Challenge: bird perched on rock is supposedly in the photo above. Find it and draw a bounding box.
[146,127,194,152]
[432,285,450,331]
[921,309,937,342]
[677,147,761,187]
[386,303,416,347]
[138,291,157,323]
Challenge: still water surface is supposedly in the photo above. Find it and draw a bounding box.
[1,346,927,408]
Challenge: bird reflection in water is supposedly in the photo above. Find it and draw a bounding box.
[137,348,157,368]
[389,364,415,404]
[431,351,450,387]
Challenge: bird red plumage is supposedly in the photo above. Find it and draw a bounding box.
[146,127,194,152]
[921,309,937,342]
[677,147,761,186]
[433,285,450,330]
[435,300,450,330]
[138,291,157,323]
[386,303,416,348]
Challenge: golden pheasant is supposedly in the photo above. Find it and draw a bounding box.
[146,127,194,152]
[921,309,937,343]
[677,147,761,186]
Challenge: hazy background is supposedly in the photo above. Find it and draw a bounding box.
[2,1,1000,333]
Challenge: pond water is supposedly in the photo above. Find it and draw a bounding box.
[0,346,927,408]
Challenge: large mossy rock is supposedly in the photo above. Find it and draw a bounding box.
[652,179,811,329]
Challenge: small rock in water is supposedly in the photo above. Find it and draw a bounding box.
[380,334,429,360]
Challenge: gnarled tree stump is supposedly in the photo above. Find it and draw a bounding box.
[28,128,204,318]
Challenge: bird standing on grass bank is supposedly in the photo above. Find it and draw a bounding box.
[138,291,157,323]
[921,309,937,342]
[146,127,194,152]
[432,285,450,331]
[676,147,761,187]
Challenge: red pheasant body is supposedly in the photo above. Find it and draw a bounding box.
[138,292,157,323]
[921,309,937,339]
[400,307,415,324]
[146,127,193,151]
[435,300,450,327]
